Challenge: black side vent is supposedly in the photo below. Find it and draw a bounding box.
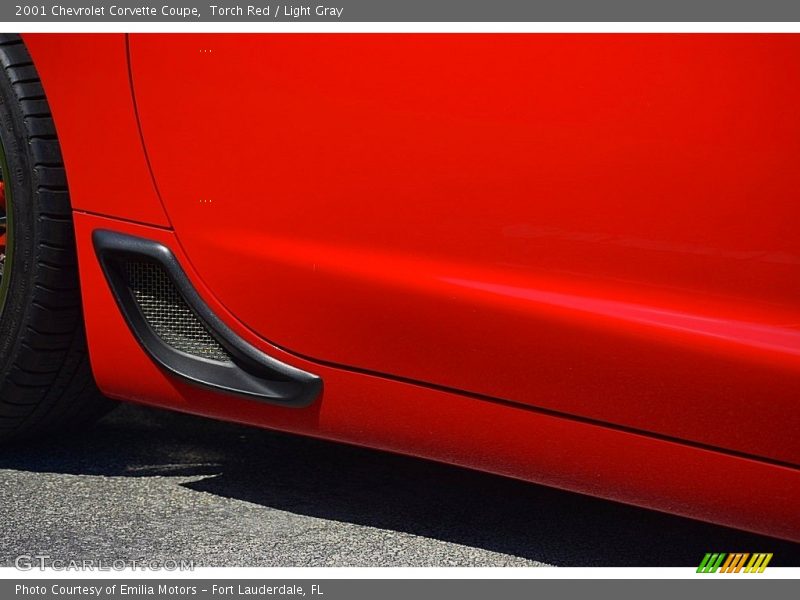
[125,261,231,363]
[93,230,322,407]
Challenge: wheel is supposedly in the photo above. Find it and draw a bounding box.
[0,33,113,443]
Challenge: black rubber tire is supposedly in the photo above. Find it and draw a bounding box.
[0,34,113,443]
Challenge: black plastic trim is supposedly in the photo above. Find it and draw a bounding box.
[92,229,322,407]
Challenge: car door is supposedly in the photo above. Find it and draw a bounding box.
[129,34,800,465]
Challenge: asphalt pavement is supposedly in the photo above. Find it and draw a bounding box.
[1,403,799,567]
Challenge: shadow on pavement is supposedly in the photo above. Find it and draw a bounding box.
[2,402,798,567]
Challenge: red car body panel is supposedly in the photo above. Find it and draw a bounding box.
[23,33,800,540]
[70,210,800,542]
[128,34,800,465]
[25,34,170,227]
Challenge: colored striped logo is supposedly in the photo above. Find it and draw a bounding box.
[697,553,773,573]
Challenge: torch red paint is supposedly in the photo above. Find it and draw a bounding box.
[23,33,800,541]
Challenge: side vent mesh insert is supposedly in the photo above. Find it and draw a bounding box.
[124,261,231,363]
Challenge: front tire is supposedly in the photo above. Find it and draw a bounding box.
[0,34,112,443]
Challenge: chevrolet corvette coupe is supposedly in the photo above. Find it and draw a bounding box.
[0,33,798,541]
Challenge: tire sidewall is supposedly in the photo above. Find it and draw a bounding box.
[0,65,38,375]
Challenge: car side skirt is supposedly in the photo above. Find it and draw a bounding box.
[74,210,800,542]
